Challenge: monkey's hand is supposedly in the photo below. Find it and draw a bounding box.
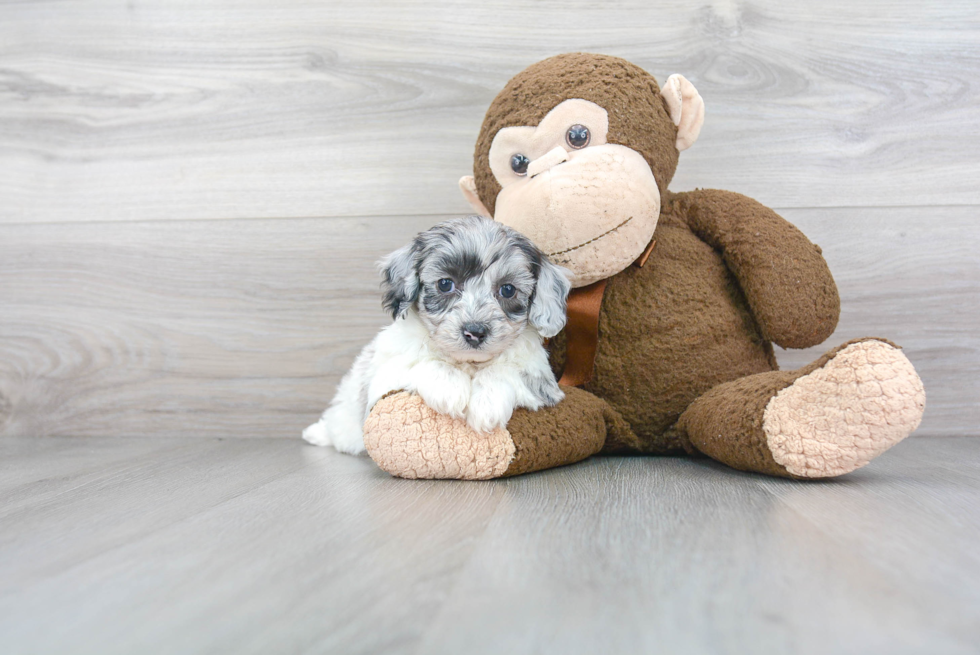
[682,189,840,349]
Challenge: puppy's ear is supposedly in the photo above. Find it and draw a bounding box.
[378,242,420,320]
[529,256,572,338]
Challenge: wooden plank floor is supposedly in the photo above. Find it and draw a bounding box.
[2,436,978,655]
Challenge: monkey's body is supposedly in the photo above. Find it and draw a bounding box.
[551,192,781,454]
[361,54,925,480]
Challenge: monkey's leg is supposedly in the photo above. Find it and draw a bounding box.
[677,338,925,478]
[363,387,631,480]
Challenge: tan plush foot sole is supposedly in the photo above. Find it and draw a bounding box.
[363,392,516,480]
[763,340,926,478]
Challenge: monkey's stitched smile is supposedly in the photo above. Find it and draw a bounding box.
[546,216,634,259]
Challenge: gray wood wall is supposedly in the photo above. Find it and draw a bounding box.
[2,0,978,440]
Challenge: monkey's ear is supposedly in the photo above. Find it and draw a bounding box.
[459,175,492,217]
[662,74,705,151]
[529,258,572,338]
[378,242,420,320]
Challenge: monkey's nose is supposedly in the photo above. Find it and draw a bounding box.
[462,323,488,347]
[527,146,568,178]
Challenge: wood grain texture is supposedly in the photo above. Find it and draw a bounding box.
[0,214,437,439]
[0,436,506,655]
[1,436,978,654]
[1,0,978,223]
[0,207,975,440]
[417,440,980,655]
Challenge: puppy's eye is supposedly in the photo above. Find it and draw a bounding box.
[437,278,455,293]
[510,154,529,176]
[499,284,516,299]
[566,124,590,149]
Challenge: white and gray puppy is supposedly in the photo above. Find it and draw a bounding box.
[303,215,572,454]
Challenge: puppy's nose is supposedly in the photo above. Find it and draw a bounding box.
[462,323,488,347]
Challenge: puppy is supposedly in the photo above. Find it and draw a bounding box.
[303,215,571,454]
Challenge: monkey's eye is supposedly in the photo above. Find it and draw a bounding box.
[437,278,455,293]
[510,154,530,176]
[566,124,590,149]
[499,284,516,299]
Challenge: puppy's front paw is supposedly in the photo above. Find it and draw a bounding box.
[467,384,516,433]
[410,360,471,419]
[418,384,470,419]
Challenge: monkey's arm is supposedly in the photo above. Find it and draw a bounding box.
[680,189,840,349]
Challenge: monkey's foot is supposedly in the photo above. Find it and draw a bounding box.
[763,339,925,478]
[363,393,515,480]
[363,388,611,480]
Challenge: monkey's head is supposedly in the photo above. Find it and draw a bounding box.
[460,53,704,287]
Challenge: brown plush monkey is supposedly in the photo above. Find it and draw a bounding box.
[363,53,925,480]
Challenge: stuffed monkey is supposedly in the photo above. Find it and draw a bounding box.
[363,53,925,480]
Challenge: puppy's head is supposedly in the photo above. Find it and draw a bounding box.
[379,215,571,363]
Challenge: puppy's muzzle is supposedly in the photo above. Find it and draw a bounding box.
[462,323,489,347]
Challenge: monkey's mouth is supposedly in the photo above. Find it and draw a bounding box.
[546,216,633,260]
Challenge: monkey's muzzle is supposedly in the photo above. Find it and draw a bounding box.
[494,144,661,287]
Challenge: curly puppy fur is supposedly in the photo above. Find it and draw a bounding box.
[303,215,571,453]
